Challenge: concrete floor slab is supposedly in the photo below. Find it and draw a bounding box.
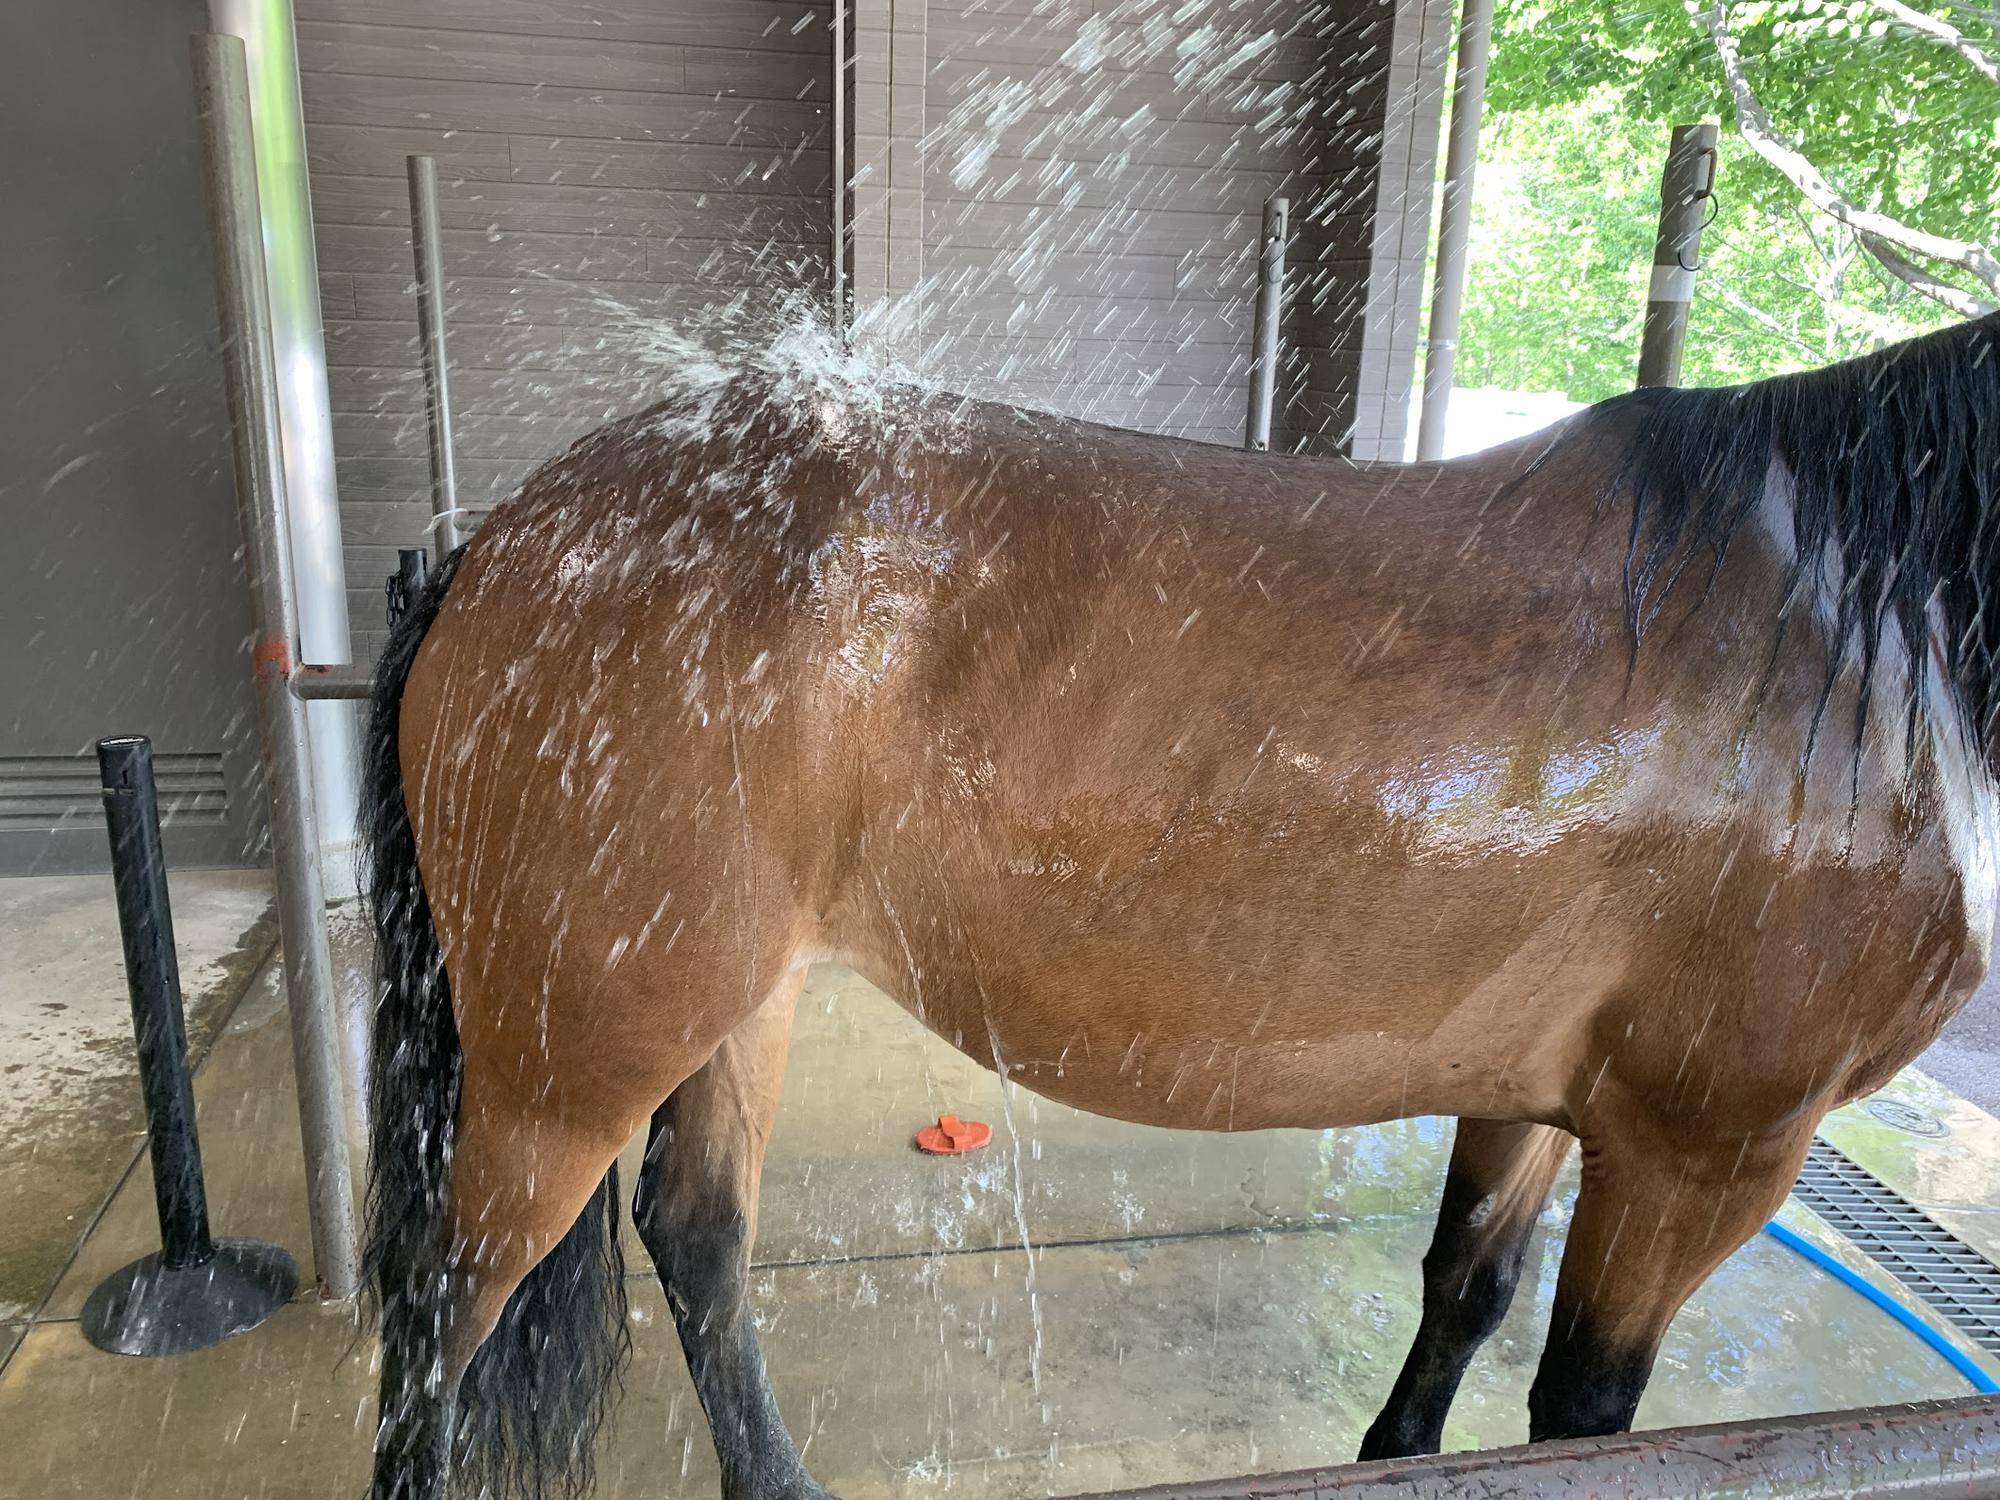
[0,1191,1980,1499]
[40,961,320,1321]
[0,870,273,1323]
[5,947,1996,1497]
[0,1300,373,1500]
[1926,962,2000,1117]
[1820,1067,2000,1268]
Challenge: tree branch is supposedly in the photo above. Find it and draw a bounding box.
[1864,0,1999,83]
[1859,230,2000,315]
[1707,279,1825,358]
[1696,0,2000,302]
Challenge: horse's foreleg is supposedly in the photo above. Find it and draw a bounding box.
[1357,1119,1573,1460]
[635,976,834,1500]
[1527,1111,1817,1441]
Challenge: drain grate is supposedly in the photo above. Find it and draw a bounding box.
[1792,1138,2000,1358]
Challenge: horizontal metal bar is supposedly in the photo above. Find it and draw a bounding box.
[1067,1394,2000,1500]
[291,664,374,701]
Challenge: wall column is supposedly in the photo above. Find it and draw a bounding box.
[849,0,926,357]
[1353,0,1455,461]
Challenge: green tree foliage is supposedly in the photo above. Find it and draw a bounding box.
[1454,0,1998,400]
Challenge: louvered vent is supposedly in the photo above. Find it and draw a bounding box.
[0,753,230,832]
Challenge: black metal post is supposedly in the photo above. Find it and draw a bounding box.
[99,736,214,1269]
[80,736,297,1357]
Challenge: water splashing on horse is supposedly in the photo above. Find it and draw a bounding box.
[362,302,2000,1499]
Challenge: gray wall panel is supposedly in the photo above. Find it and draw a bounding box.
[917,0,1421,453]
[297,0,833,661]
[0,0,267,871]
[302,0,1440,660]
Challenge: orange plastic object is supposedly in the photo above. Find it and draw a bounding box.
[914,1113,993,1155]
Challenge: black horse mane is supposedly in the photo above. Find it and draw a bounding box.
[1587,311,2000,758]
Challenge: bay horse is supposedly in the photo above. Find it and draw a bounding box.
[364,312,1999,1499]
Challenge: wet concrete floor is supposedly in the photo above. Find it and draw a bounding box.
[3,904,1998,1497]
[0,870,274,1328]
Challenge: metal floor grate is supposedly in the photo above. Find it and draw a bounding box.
[1792,1138,2000,1358]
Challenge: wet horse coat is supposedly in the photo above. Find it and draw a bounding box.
[366,314,1999,1498]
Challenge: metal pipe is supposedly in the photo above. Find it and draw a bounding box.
[97,737,214,1272]
[1636,122,1720,388]
[406,156,462,552]
[206,0,361,891]
[83,732,300,1356]
[1244,195,1288,452]
[293,665,377,701]
[1414,0,1497,461]
[191,30,360,1301]
[1066,1393,2000,1499]
[831,0,847,339]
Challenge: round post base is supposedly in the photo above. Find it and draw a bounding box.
[80,1239,298,1356]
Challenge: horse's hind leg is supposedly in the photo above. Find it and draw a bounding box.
[1527,1111,1817,1440]
[635,974,835,1500]
[1358,1119,1573,1460]
[373,1042,646,1499]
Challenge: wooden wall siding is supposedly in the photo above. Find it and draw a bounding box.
[850,0,930,352]
[296,0,832,660]
[904,0,1409,452]
[1348,0,1452,460]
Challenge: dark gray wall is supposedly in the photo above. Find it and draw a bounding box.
[294,0,834,662]
[0,1,267,872]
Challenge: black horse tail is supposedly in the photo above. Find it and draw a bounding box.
[360,545,630,1500]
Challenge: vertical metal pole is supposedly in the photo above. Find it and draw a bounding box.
[191,31,359,1301]
[1415,0,1497,461]
[98,737,216,1272]
[406,155,462,552]
[831,0,848,340]
[206,0,361,892]
[1245,195,1289,452]
[1636,123,1719,389]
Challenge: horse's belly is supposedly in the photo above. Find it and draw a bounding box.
[832,863,1618,1135]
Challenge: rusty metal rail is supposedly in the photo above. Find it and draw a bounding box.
[291,664,375,701]
[1066,1394,2000,1499]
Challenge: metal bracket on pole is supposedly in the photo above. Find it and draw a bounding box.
[1245,195,1289,452]
[293,665,377,702]
[191,30,360,1301]
[407,155,462,553]
[1636,122,1719,389]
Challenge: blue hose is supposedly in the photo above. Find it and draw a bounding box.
[1762,1219,2000,1394]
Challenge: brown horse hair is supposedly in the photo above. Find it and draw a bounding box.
[1597,311,2000,761]
[361,543,632,1500]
